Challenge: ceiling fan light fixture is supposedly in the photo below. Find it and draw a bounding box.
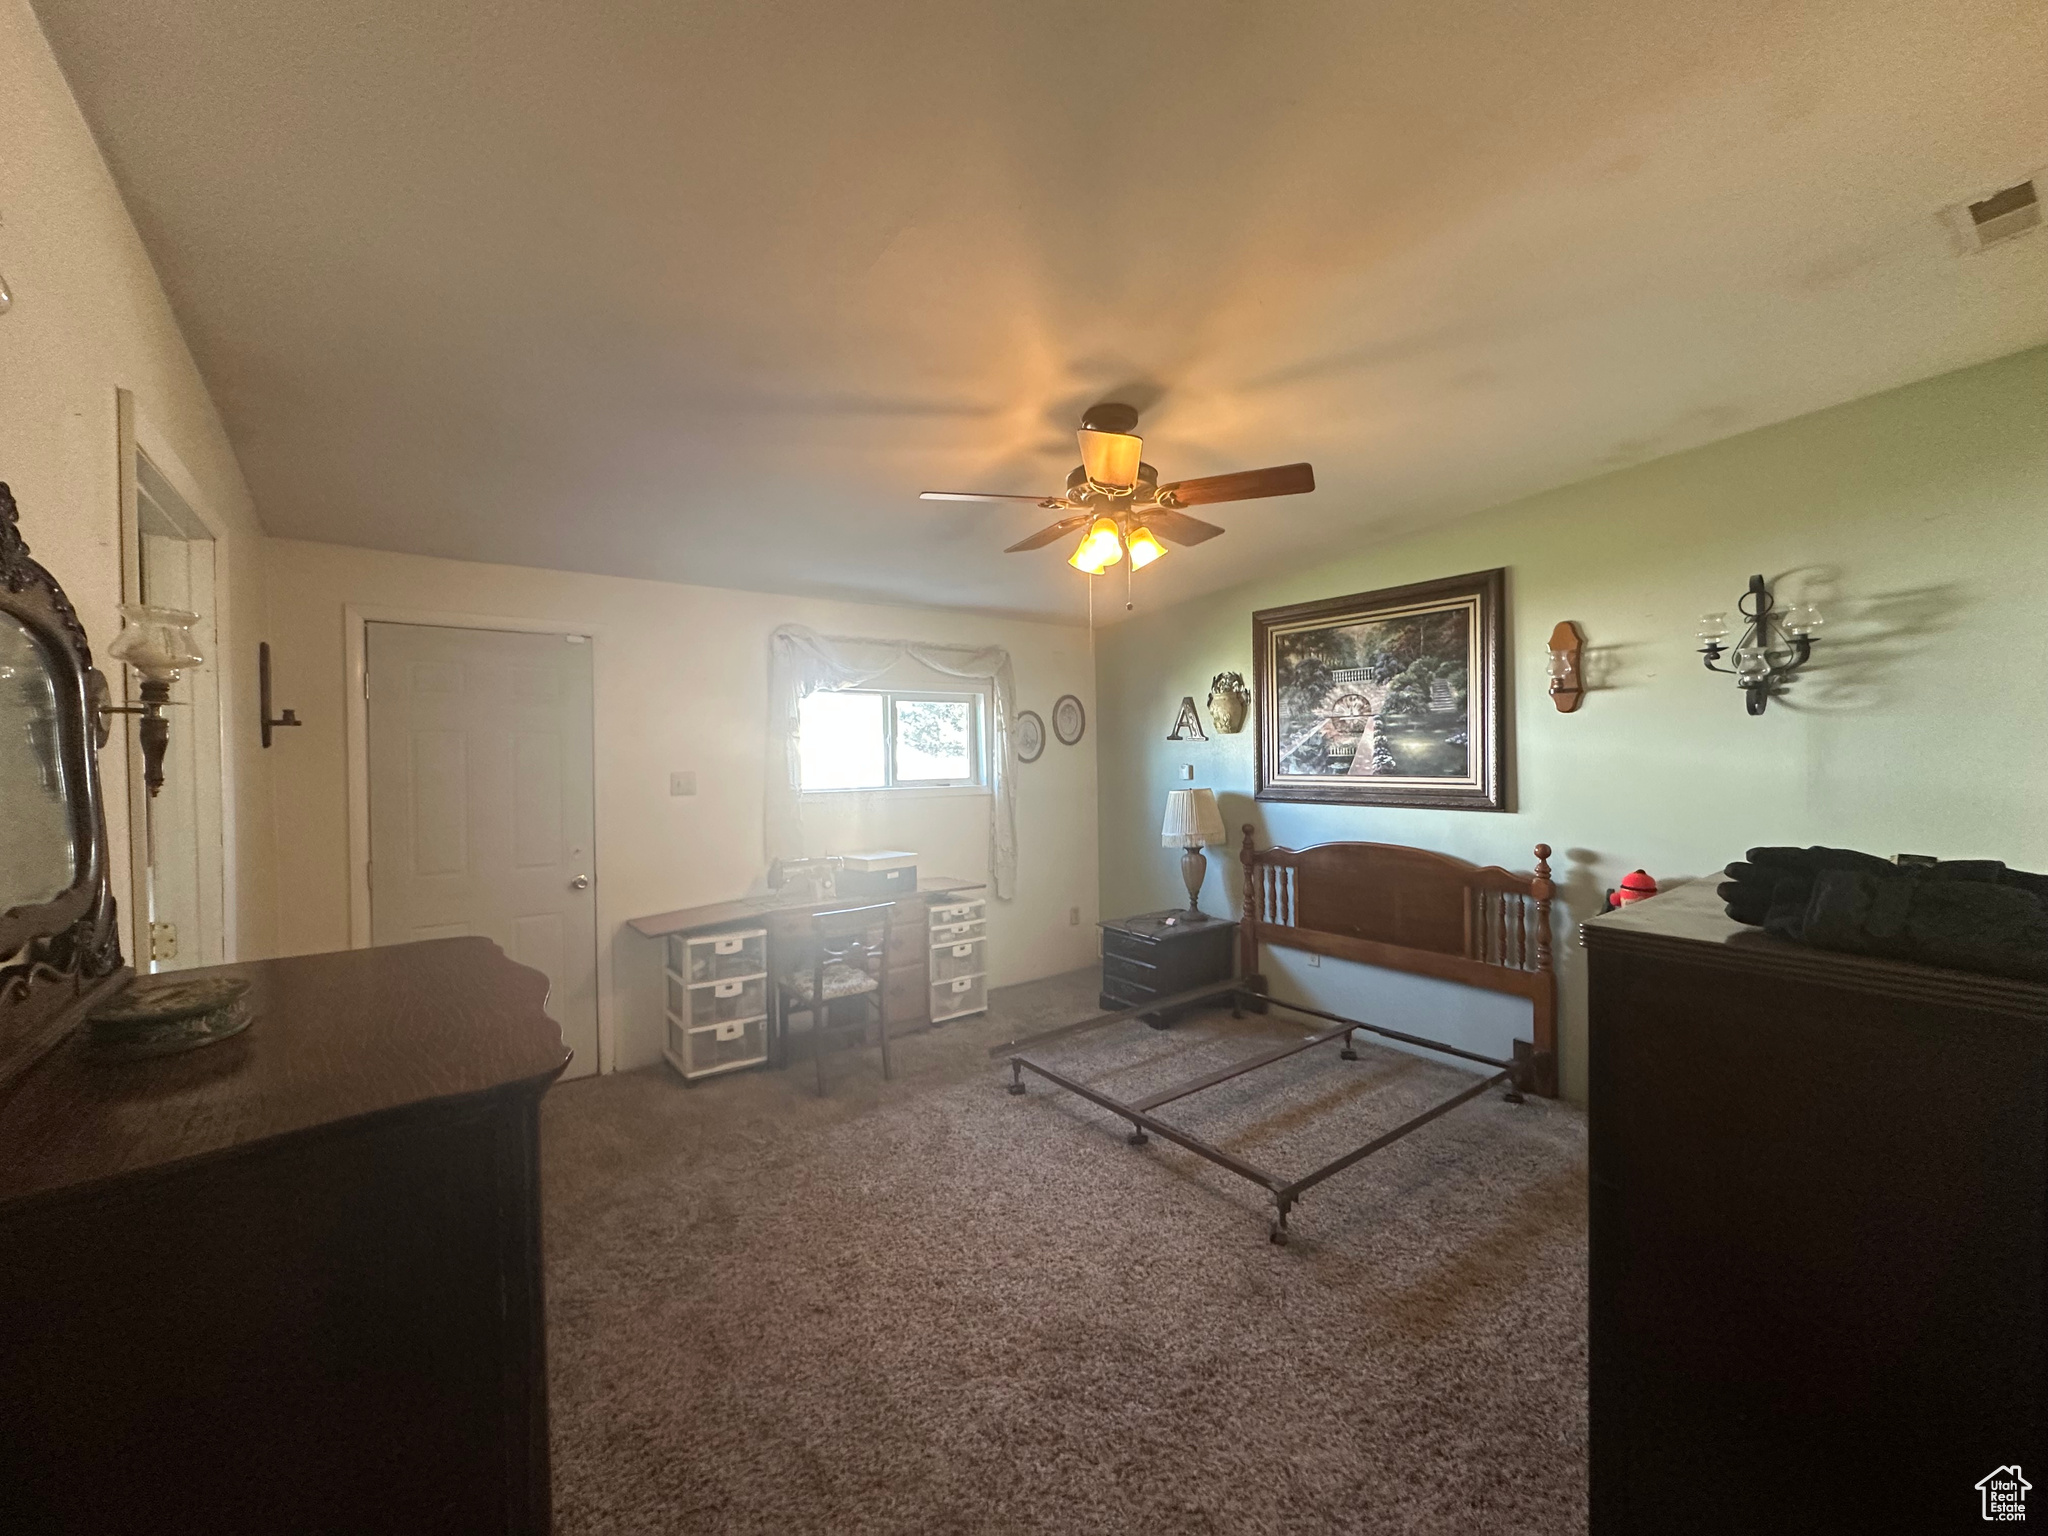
[1077,429,1143,491]
[1068,515,1125,573]
[1125,525,1168,569]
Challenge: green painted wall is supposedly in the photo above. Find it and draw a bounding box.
[1094,345,2048,1103]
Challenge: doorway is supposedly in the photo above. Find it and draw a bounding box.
[363,622,600,1078]
[124,451,226,973]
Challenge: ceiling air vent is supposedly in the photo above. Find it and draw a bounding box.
[1944,177,2041,253]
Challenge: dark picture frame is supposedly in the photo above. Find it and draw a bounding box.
[1253,567,1505,810]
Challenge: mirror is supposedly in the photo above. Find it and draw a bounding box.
[0,480,124,1091]
[0,613,79,917]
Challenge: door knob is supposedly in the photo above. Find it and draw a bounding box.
[569,875,590,890]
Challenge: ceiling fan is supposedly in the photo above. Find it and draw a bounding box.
[921,403,1314,578]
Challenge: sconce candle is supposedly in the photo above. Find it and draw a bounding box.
[1546,620,1584,712]
[103,603,204,797]
[1697,576,1819,716]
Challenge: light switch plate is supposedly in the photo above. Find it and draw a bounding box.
[670,770,697,796]
[1179,764,1194,779]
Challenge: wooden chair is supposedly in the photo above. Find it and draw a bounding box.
[776,900,893,1095]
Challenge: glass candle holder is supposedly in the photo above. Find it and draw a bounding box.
[107,603,204,683]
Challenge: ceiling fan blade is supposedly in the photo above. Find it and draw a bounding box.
[1135,508,1226,546]
[921,491,1063,505]
[1004,514,1089,553]
[1158,462,1315,507]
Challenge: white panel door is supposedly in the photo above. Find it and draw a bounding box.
[366,623,598,1077]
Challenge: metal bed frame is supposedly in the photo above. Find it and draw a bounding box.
[993,832,1558,1244]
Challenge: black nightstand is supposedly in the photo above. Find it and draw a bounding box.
[1099,909,1238,1026]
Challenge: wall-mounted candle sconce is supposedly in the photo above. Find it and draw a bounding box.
[1546,621,1584,712]
[259,642,301,747]
[101,603,204,796]
[1697,574,1821,716]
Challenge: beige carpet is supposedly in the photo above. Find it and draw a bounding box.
[541,969,1588,1534]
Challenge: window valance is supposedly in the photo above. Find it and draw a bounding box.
[765,625,1018,899]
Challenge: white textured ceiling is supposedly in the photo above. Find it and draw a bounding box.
[32,0,2048,622]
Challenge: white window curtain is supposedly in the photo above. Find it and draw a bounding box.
[765,624,1018,900]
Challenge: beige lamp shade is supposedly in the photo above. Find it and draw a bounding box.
[1161,787,1226,848]
[1077,428,1143,491]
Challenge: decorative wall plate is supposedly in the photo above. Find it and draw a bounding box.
[1015,709,1046,763]
[1052,694,1086,746]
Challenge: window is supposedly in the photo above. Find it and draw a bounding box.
[798,688,984,791]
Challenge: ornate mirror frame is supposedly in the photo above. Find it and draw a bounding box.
[0,483,126,1089]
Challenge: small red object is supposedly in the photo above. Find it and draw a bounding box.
[1614,870,1658,905]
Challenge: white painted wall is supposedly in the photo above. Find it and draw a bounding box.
[263,538,1100,1072]
[0,0,275,959]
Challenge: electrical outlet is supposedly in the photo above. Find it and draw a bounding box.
[1069,906,1080,925]
[1307,951,1321,967]
[669,770,697,796]
[1179,764,1194,779]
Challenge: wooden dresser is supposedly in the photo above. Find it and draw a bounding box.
[1584,882,2048,1534]
[0,938,571,1536]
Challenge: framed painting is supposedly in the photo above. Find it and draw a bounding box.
[1253,567,1505,810]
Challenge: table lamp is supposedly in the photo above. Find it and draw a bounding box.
[1161,787,1227,916]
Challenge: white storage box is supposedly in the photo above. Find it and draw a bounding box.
[666,928,767,983]
[665,1015,770,1080]
[931,939,985,983]
[683,974,767,1028]
[931,972,987,1022]
[930,919,986,945]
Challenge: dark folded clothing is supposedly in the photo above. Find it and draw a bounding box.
[1717,840,2048,983]
[1795,870,2048,983]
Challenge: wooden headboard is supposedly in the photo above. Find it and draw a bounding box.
[1238,827,1558,1097]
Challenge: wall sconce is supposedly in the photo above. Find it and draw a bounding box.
[102,603,204,796]
[1697,574,1820,716]
[259,642,301,747]
[1546,621,1584,712]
